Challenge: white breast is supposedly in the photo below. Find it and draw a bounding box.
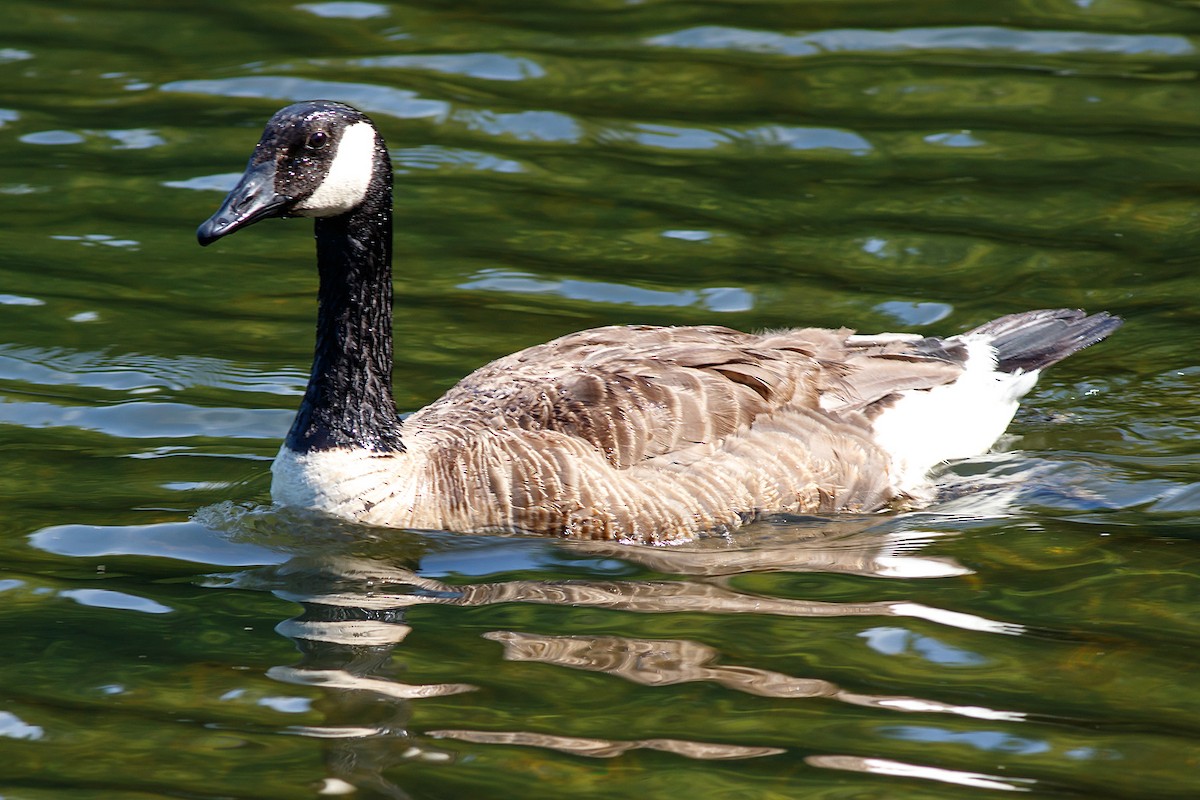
[271,444,427,526]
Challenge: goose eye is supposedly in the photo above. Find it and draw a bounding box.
[305,131,329,150]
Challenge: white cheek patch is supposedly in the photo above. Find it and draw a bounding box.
[293,121,377,217]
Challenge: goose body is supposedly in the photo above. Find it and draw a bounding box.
[198,101,1122,543]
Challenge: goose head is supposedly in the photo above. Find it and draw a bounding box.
[197,100,388,245]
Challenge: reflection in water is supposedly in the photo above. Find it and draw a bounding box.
[268,584,462,798]
[426,729,784,760]
[572,522,972,578]
[268,665,475,701]
[265,551,1016,635]
[806,755,1037,793]
[275,616,412,647]
[484,630,1022,722]
[484,630,836,696]
[860,626,988,666]
[231,521,1025,793]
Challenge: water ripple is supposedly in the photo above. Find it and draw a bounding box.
[352,53,546,81]
[807,754,1037,792]
[0,344,305,396]
[297,1,389,19]
[260,554,1016,634]
[268,665,475,700]
[0,398,290,439]
[161,77,450,121]
[461,268,754,312]
[428,728,783,760]
[647,26,1195,59]
[484,630,1024,721]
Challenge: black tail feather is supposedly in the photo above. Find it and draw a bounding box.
[967,309,1123,374]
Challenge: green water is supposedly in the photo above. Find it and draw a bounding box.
[2,0,1199,797]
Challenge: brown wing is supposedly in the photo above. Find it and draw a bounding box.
[801,332,970,417]
[406,324,967,468]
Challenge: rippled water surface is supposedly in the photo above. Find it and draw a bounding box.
[3,1,1199,797]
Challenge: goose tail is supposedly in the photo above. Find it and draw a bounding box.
[965,308,1123,374]
[871,308,1122,494]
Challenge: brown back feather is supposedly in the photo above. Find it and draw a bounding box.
[390,324,973,540]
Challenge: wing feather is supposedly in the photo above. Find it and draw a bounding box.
[407,324,968,473]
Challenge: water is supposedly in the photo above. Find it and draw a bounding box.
[2,0,1199,797]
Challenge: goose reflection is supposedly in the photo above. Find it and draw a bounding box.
[476,630,1022,720]
[214,516,1029,793]
[256,523,1012,633]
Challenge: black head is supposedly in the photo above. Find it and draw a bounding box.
[197,100,388,246]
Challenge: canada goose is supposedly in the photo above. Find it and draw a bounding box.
[197,100,1122,543]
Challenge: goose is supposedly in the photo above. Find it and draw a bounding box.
[197,100,1122,543]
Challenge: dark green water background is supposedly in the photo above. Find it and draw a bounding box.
[2,1,1199,798]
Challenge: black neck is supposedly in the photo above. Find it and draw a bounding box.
[286,153,405,453]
